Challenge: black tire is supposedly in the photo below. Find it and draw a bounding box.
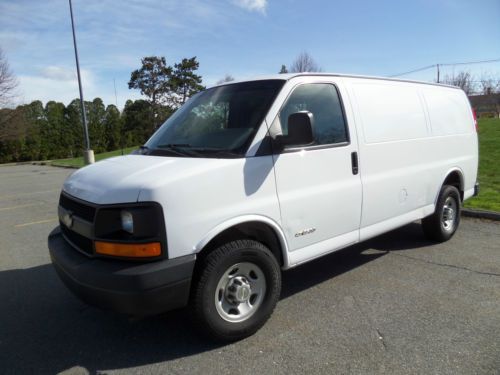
[422,185,461,242]
[191,240,281,342]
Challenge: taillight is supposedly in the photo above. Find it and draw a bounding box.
[472,108,478,132]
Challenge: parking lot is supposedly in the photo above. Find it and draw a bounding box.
[0,164,499,374]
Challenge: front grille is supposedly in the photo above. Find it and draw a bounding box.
[60,224,94,255]
[59,193,95,256]
[59,193,96,222]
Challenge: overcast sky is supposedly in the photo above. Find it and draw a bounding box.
[1,0,499,108]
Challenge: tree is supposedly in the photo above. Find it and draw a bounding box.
[441,71,475,95]
[129,56,204,129]
[24,100,46,160]
[479,74,499,95]
[289,52,321,73]
[44,101,66,158]
[216,74,235,84]
[65,99,85,158]
[128,56,172,129]
[0,48,18,108]
[0,106,24,141]
[128,56,172,106]
[87,98,106,153]
[123,99,155,145]
[478,74,500,118]
[103,104,122,151]
[279,65,288,74]
[170,57,204,107]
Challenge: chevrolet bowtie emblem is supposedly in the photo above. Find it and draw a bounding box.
[62,210,73,228]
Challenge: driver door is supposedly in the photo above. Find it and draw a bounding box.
[271,81,362,263]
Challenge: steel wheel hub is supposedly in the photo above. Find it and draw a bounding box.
[215,262,266,323]
[226,276,252,304]
[442,196,457,231]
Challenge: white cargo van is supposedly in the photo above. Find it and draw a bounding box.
[49,73,479,341]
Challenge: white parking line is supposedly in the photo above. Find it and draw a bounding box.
[14,218,58,227]
[0,189,59,201]
[0,203,40,212]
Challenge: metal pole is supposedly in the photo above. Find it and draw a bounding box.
[114,78,124,156]
[113,78,118,107]
[437,64,440,83]
[69,0,94,164]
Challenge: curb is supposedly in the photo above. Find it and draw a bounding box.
[31,161,79,169]
[462,208,500,221]
[48,163,80,169]
[0,161,42,167]
[0,161,78,169]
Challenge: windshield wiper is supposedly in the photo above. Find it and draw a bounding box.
[154,144,240,158]
[186,148,241,158]
[154,143,198,157]
[157,143,192,148]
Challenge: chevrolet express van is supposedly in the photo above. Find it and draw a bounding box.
[49,73,479,341]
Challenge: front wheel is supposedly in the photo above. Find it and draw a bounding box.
[191,240,281,342]
[422,185,461,242]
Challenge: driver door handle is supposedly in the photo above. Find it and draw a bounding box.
[351,152,359,175]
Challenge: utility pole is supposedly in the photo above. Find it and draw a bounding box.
[69,0,94,164]
[436,64,440,83]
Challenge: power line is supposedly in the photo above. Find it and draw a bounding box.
[389,65,436,78]
[440,58,500,67]
[390,58,500,78]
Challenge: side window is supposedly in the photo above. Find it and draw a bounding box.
[279,83,348,145]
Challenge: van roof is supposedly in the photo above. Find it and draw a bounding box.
[211,72,460,90]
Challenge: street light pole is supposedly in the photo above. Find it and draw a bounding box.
[69,0,94,164]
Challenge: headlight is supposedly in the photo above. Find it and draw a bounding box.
[121,210,134,234]
[93,202,166,259]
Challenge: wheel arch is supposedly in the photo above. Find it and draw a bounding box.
[194,215,290,269]
[439,168,465,202]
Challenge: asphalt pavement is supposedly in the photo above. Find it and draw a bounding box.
[0,164,499,375]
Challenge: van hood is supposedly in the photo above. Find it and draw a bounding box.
[63,155,235,204]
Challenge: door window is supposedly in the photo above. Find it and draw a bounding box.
[279,83,348,145]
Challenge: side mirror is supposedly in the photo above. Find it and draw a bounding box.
[276,111,314,147]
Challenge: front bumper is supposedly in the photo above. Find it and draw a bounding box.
[48,227,196,316]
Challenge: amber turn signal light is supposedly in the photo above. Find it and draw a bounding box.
[95,241,161,258]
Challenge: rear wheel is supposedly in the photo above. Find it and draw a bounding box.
[191,240,281,342]
[422,185,461,242]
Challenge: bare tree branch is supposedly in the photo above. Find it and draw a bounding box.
[441,71,475,95]
[479,73,500,95]
[216,74,235,85]
[0,48,18,108]
[289,52,321,73]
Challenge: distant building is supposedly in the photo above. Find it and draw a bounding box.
[468,93,500,118]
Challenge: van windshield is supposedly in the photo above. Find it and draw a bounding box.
[144,80,285,158]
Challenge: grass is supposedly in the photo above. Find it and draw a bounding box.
[48,118,499,212]
[464,117,500,212]
[49,146,138,168]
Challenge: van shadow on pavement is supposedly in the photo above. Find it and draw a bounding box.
[0,223,430,374]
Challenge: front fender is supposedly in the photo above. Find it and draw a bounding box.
[194,215,291,269]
